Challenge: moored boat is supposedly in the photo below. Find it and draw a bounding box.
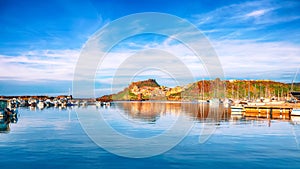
[0,99,18,118]
[230,105,245,115]
[291,108,300,116]
[37,101,45,109]
[95,101,102,107]
[291,91,300,101]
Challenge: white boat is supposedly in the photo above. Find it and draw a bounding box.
[37,101,45,109]
[231,106,244,111]
[291,108,300,116]
[247,102,266,106]
[198,100,209,103]
[231,106,245,115]
[102,102,111,107]
[209,98,221,107]
[95,101,101,107]
[80,101,88,107]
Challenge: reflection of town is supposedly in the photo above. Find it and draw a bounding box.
[115,101,230,122]
[114,101,300,126]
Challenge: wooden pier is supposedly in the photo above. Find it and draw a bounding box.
[243,105,297,120]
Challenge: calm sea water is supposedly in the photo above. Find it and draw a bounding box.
[1,102,300,169]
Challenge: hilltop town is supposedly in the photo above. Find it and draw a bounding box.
[1,79,299,109]
[97,79,300,102]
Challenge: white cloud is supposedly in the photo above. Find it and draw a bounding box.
[94,37,209,83]
[0,49,79,81]
[1,37,299,87]
[193,0,299,28]
[95,33,300,85]
[245,9,269,17]
[212,39,300,81]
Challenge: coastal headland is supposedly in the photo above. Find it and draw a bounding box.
[1,79,299,109]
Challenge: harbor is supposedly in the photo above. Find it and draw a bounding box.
[1,0,300,168]
[227,91,300,120]
[1,80,300,167]
[243,104,300,119]
[1,93,300,122]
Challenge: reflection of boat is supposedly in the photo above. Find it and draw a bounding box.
[291,109,300,116]
[0,116,10,133]
[80,101,88,107]
[0,99,18,133]
[291,116,300,125]
[95,101,101,107]
[0,115,18,133]
[209,98,221,105]
[230,114,243,120]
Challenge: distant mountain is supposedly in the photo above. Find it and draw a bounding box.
[97,79,298,102]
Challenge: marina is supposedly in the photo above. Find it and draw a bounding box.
[1,102,300,169]
[0,77,300,168]
[2,94,300,120]
[1,0,300,168]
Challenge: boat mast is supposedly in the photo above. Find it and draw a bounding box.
[248,81,250,100]
[291,67,299,92]
[231,83,234,99]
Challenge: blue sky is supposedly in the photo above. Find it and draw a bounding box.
[0,0,300,96]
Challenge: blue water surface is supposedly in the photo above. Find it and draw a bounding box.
[1,102,300,169]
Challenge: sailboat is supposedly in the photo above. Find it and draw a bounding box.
[291,91,300,101]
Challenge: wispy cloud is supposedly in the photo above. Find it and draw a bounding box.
[245,9,271,17]
[192,0,300,41]
[212,39,300,82]
[0,49,79,81]
[194,0,299,25]
[1,0,299,96]
[96,33,300,85]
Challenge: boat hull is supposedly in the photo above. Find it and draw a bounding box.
[291,91,300,100]
[291,109,300,116]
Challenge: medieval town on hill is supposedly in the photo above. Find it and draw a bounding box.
[1,79,299,110]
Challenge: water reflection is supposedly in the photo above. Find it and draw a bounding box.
[0,115,18,133]
[111,101,300,128]
[1,106,300,168]
[291,116,300,125]
[114,101,229,123]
